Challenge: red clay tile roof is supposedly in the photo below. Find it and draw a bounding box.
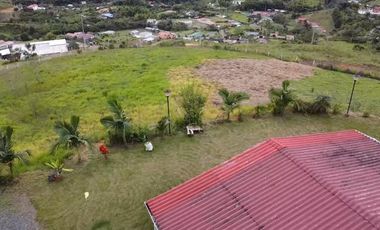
[145,130,380,230]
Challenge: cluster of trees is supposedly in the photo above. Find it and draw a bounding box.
[240,0,322,12]
[332,3,380,47]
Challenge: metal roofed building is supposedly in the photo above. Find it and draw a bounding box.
[145,130,380,230]
[32,39,68,56]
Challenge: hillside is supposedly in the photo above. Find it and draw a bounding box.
[304,9,334,33]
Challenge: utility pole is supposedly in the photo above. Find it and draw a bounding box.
[310,29,315,45]
[81,15,86,50]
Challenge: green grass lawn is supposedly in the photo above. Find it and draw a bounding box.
[236,40,380,77]
[0,47,263,156]
[14,115,380,230]
[1,46,380,162]
[292,69,380,114]
[228,12,249,23]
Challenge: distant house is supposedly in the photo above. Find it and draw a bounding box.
[145,130,380,230]
[359,6,380,15]
[372,6,380,15]
[131,30,157,42]
[187,31,204,41]
[13,39,68,56]
[232,0,245,5]
[250,11,276,19]
[99,30,115,35]
[244,31,260,39]
[146,19,158,27]
[25,4,46,11]
[66,32,95,43]
[286,35,295,41]
[228,20,241,27]
[158,31,176,40]
[0,40,13,59]
[100,13,114,19]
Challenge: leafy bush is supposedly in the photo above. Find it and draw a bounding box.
[292,96,332,115]
[309,95,331,114]
[179,85,207,126]
[130,126,151,143]
[292,99,311,114]
[252,105,267,119]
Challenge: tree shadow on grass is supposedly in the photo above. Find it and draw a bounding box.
[92,220,112,230]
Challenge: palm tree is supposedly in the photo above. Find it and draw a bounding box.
[0,126,30,177]
[100,99,131,146]
[218,88,250,121]
[52,115,91,162]
[269,80,295,116]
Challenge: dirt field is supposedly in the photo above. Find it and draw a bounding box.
[195,59,316,105]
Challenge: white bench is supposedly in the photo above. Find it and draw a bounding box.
[186,125,203,136]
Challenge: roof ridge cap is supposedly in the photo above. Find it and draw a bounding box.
[355,130,380,144]
[267,138,285,150]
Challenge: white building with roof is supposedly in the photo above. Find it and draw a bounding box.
[13,39,68,56]
[31,39,68,56]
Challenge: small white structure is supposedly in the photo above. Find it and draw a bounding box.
[144,142,153,152]
[26,4,46,11]
[99,30,115,35]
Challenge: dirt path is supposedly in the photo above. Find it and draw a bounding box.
[195,59,316,105]
[0,188,41,230]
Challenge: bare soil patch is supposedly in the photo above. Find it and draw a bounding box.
[195,59,316,105]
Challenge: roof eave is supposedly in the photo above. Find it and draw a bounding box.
[144,201,160,230]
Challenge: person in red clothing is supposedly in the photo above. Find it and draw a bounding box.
[99,143,109,160]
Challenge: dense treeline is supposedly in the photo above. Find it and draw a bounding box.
[240,0,323,12]
[332,2,380,47]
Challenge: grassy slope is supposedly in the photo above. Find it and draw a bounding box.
[236,40,380,76]
[304,9,334,32]
[292,69,380,114]
[0,0,11,9]
[1,46,380,159]
[17,115,380,229]
[228,12,249,23]
[0,47,263,156]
